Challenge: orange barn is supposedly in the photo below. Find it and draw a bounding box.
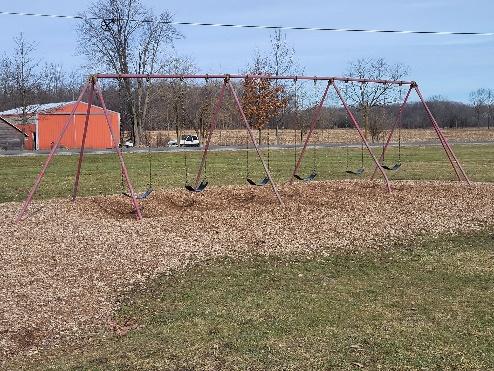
[0,102,120,150]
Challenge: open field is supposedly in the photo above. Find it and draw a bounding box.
[1,143,494,204]
[146,128,494,147]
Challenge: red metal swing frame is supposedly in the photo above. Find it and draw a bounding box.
[289,77,470,188]
[15,73,470,223]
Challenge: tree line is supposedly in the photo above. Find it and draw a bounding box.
[0,0,492,145]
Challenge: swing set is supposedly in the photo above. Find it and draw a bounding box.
[15,73,470,222]
[290,77,470,190]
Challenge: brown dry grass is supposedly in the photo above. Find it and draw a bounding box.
[1,180,493,363]
[147,128,494,146]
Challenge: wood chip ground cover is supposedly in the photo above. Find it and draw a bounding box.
[0,180,493,363]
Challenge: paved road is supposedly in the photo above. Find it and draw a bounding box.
[0,140,493,157]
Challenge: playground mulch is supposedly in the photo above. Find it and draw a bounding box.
[1,180,493,362]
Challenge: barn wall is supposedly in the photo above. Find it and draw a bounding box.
[0,122,25,150]
[14,124,35,150]
[37,103,120,150]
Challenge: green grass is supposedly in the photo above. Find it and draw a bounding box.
[8,231,494,370]
[1,143,494,203]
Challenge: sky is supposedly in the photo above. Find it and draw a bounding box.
[0,0,493,102]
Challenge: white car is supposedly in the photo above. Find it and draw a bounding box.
[179,135,200,147]
[120,140,134,148]
[167,140,178,147]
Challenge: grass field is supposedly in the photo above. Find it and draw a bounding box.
[1,143,493,203]
[6,231,494,370]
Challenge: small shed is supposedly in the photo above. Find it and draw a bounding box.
[0,116,27,150]
[0,102,120,150]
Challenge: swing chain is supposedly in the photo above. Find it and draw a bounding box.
[293,78,298,168]
[312,78,318,172]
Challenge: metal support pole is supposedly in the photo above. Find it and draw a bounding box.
[227,80,285,206]
[194,82,227,188]
[332,82,392,193]
[72,81,95,201]
[15,82,91,223]
[371,86,413,179]
[414,85,471,184]
[93,81,143,220]
[290,80,332,182]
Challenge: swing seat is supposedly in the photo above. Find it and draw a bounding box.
[247,177,270,186]
[122,188,154,200]
[382,163,401,171]
[185,180,208,193]
[294,171,317,181]
[346,168,365,176]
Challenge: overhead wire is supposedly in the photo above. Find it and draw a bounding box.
[0,11,493,37]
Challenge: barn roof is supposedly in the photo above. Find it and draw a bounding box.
[0,116,28,137]
[0,102,75,115]
[0,101,118,116]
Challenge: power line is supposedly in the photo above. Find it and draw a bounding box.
[1,10,493,36]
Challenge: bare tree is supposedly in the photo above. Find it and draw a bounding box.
[77,0,181,145]
[343,57,409,141]
[266,30,297,77]
[470,88,487,127]
[37,63,82,103]
[488,89,494,130]
[2,34,41,123]
[470,88,493,129]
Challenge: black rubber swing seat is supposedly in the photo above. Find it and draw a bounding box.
[122,188,154,200]
[345,168,365,176]
[185,180,208,193]
[382,163,401,171]
[294,171,318,181]
[246,177,270,186]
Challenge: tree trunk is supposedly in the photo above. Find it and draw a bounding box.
[133,117,140,147]
[363,105,369,141]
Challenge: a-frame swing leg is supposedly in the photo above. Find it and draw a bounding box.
[193,81,227,189]
[332,82,392,193]
[414,84,471,185]
[227,79,285,207]
[371,86,413,180]
[290,80,332,183]
[15,81,91,223]
[72,81,95,201]
[16,77,144,222]
[93,80,143,220]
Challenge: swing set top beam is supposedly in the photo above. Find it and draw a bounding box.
[94,73,414,86]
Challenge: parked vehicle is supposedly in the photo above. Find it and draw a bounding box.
[179,135,200,147]
[119,140,134,148]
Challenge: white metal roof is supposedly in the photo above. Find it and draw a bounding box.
[0,102,76,115]
[0,101,118,116]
